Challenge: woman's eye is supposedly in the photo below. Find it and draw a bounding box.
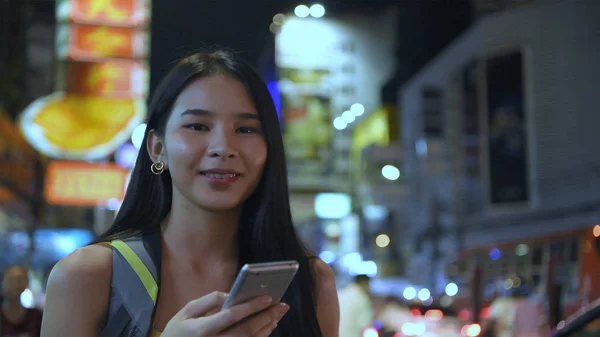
[237,127,259,134]
[186,124,209,131]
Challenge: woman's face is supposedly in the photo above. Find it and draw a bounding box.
[149,74,267,212]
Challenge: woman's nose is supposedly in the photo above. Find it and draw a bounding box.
[207,130,238,159]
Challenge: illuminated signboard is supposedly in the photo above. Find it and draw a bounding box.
[56,0,150,26]
[19,0,151,161]
[44,161,128,206]
[64,60,148,98]
[57,24,149,60]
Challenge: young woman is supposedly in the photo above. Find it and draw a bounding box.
[41,49,339,337]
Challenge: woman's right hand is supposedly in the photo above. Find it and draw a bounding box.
[161,291,290,337]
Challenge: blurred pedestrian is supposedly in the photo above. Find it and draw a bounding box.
[484,281,544,337]
[1,265,42,337]
[338,274,374,337]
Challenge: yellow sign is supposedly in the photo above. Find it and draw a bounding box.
[44,161,128,206]
[351,106,392,178]
[19,92,145,160]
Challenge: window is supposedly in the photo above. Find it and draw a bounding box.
[533,246,543,265]
[485,51,529,204]
[422,87,443,137]
[569,239,580,262]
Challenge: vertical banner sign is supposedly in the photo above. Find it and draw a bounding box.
[275,17,338,190]
[18,0,151,160]
[279,69,333,183]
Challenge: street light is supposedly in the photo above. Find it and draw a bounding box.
[294,5,310,18]
[309,4,325,18]
[381,165,400,181]
[333,117,347,130]
[350,103,365,116]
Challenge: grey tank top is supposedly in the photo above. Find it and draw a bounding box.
[99,231,162,337]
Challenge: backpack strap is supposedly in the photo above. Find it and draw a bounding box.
[111,239,159,303]
[99,231,162,337]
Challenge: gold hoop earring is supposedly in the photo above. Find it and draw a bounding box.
[150,160,165,175]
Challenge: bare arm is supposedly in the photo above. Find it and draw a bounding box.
[312,258,340,337]
[41,244,112,337]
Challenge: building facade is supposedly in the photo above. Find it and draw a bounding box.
[399,0,600,311]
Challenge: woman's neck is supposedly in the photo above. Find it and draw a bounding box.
[161,197,240,269]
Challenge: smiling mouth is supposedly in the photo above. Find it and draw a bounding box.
[200,172,240,179]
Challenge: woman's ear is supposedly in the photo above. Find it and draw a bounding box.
[147,129,166,165]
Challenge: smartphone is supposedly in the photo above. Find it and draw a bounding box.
[221,260,299,310]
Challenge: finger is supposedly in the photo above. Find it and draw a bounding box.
[249,320,278,337]
[205,307,221,316]
[220,308,272,336]
[222,303,289,337]
[179,291,228,319]
[205,294,232,317]
[201,295,273,333]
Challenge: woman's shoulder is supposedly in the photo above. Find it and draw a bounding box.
[46,244,113,303]
[48,244,112,306]
[50,243,113,284]
[309,257,335,283]
[305,254,336,286]
[42,244,114,335]
[308,257,340,337]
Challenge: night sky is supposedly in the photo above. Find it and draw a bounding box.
[149,0,427,92]
[27,0,472,101]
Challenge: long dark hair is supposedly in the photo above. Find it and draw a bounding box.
[95,49,322,337]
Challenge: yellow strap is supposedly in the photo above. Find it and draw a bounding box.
[111,239,158,304]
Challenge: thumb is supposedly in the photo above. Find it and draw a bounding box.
[178,291,228,319]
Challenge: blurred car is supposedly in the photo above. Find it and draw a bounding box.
[364,295,481,337]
